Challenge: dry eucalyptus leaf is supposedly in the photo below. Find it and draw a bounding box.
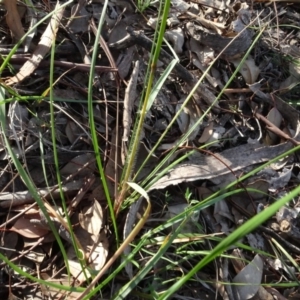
[150,142,292,191]
[176,99,202,140]
[25,247,46,264]
[164,28,184,54]
[246,233,266,251]
[79,200,103,235]
[265,107,283,145]
[199,122,225,147]
[11,217,49,239]
[232,254,263,299]
[232,56,260,84]
[65,119,82,144]
[244,179,269,200]
[60,153,95,177]
[88,184,104,201]
[67,227,108,283]
[42,276,82,300]
[268,166,292,192]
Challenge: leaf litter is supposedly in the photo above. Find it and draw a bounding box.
[0,0,300,299]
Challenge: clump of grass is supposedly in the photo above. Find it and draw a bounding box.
[0,1,299,299]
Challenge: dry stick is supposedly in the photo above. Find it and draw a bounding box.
[255,112,300,146]
[6,1,65,85]
[0,236,44,268]
[0,158,96,208]
[1,56,117,73]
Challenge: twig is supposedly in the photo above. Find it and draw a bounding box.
[255,112,300,146]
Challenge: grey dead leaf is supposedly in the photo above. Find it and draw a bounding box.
[55,115,69,145]
[89,184,105,202]
[7,101,28,141]
[67,227,108,283]
[79,200,103,235]
[108,19,130,44]
[4,0,26,43]
[171,0,190,13]
[65,119,81,144]
[25,119,38,148]
[246,233,266,251]
[265,107,283,145]
[2,232,18,258]
[166,203,199,233]
[232,56,260,84]
[69,4,89,34]
[149,142,292,191]
[244,179,269,200]
[134,142,159,181]
[60,153,95,177]
[164,28,184,54]
[231,206,244,225]
[213,200,233,234]
[198,122,225,147]
[116,46,135,80]
[27,165,46,186]
[11,217,49,239]
[232,254,263,299]
[268,166,293,192]
[192,55,218,88]
[176,99,202,140]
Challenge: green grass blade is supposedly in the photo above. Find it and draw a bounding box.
[87,0,118,242]
[158,183,300,299]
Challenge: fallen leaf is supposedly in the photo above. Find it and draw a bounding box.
[67,227,108,283]
[149,142,292,191]
[232,254,263,299]
[265,107,283,145]
[79,200,103,235]
[232,56,260,84]
[11,217,49,239]
[60,153,95,177]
